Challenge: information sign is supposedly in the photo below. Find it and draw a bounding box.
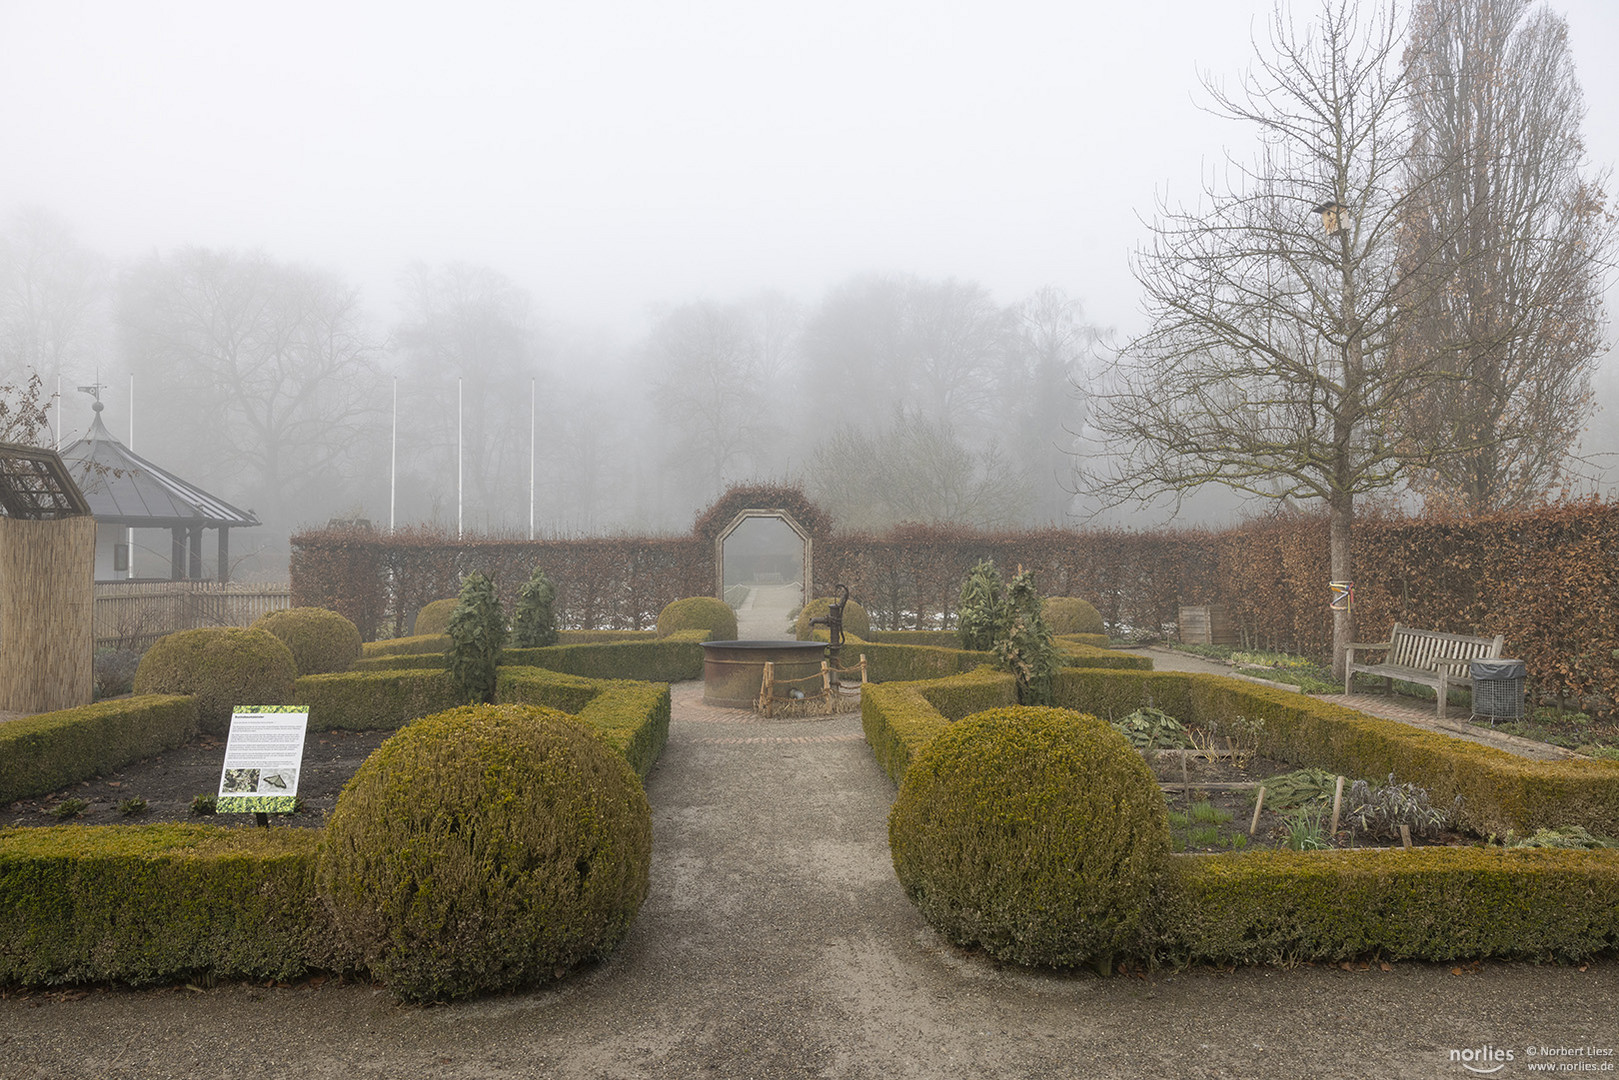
[217,705,309,814]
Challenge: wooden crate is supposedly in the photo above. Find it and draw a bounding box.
[1178,604,1238,646]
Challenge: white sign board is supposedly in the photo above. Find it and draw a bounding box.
[217,705,309,814]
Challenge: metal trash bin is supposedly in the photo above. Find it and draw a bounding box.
[1470,659,1526,723]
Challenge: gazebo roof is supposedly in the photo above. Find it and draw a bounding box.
[58,405,260,530]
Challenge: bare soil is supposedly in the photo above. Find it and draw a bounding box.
[3,729,392,829]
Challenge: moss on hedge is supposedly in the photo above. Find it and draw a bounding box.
[860,668,1016,784]
[889,706,1170,968]
[412,598,459,637]
[254,607,363,675]
[296,669,463,731]
[316,704,652,1002]
[1051,669,1619,837]
[0,695,197,805]
[132,628,297,736]
[656,597,736,641]
[0,825,343,986]
[1162,847,1619,965]
[362,633,451,658]
[1043,597,1105,636]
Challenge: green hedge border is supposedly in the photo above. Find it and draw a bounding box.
[0,666,671,988]
[1050,669,1619,837]
[861,666,1619,965]
[0,696,198,806]
[353,635,705,684]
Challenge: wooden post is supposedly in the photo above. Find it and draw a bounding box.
[1250,786,1266,836]
[217,527,230,583]
[760,661,774,715]
[1180,752,1190,804]
[1329,775,1346,840]
[0,515,96,713]
[1399,824,1412,850]
[859,654,867,684]
[821,660,831,695]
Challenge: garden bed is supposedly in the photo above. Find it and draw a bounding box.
[1,729,391,829]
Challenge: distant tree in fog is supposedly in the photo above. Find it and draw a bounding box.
[0,208,108,435]
[393,263,543,531]
[809,408,1030,532]
[120,248,382,530]
[800,274,1009,436]
[1004,286,1098,522]
[647,294,803,511]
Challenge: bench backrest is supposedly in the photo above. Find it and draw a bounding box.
[1387,622,1504,672]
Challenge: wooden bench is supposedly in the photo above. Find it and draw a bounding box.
[1344,623,1504,718]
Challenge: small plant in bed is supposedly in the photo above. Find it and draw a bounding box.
[49,798,88,820]
[1112,707,1193,750]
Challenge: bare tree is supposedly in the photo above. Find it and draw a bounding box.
[1086,1,1466,678]
[1004,286,1099,523]
[1396,0,1613,513]
[393,263,542,532]
[810,408,1030,532]
[0,208,108,438]
[120,248,383,532]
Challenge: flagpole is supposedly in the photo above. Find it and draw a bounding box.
[529,377,536,541]
[457,376,463,540]
[389,376,397,533]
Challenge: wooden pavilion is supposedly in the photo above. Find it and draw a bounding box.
[58,399,260,583]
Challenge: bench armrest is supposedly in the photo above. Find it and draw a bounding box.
[1345,641,1390,652]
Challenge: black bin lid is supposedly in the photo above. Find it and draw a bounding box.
[1471,659,1526,680]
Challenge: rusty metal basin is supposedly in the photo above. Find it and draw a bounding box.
[702,640,828,709]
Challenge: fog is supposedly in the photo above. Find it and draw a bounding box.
[1,0,1615,579]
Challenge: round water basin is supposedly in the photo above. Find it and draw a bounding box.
[702,640,829,709]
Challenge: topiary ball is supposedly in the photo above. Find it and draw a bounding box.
[253,607,362,675]
[413,598,460,637]
[655,596,737,641]
[317,704,652,1003]
[132,627,297,736]
[1043,596,1105,636]
[888,705,1169,968]
[793,597,871,641]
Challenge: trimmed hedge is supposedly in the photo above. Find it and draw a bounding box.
[865,665,1619,967]
[253,607,363,675]
[316,704,651,1002]
[352,636,706,685]
[412,598,458,636]
[0,663,671,991]
[1163,847,1619,965]
[1051,669,1619,837]
[0,825,342,986]
[0,695,198,805]
[1043,596,1105,636]
[1055,641,1153,670]
[860,668,1017,784]
[656,596,736,641]
[1056,632,1114,649]
[362,633,451,658]
[890,706,1169,967]
[132,628,297,736]
[296,670,463,731]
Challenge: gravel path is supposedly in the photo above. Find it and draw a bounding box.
[1,682,1613,1078]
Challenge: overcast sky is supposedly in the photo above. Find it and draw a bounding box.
[3,0,1616,346]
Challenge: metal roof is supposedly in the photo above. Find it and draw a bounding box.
[58,406,260,529]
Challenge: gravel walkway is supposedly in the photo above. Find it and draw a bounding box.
[1,681,1613,1078]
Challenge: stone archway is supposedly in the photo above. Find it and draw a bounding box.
[714,509,813,639]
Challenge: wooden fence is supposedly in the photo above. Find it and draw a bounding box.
[93,580,291,650]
